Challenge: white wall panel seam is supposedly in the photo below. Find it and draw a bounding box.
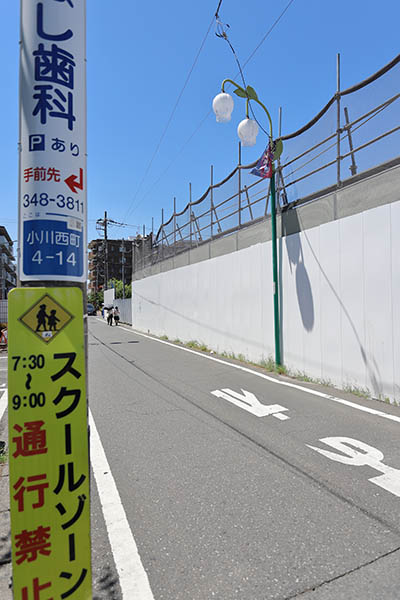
[338,219,344,387]
[361,210,367,391]
[317,224,324,382]
[389,203,395,400]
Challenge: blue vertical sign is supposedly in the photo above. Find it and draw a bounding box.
[19,0,87,282]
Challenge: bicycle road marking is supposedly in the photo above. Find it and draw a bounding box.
[93,318,400,426]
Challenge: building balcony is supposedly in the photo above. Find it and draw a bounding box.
[0,242,14,259]
[6,272,16,284]
[3,261,16,274]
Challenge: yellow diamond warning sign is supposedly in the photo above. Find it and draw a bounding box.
[19,293,73,343]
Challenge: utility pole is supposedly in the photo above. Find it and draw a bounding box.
[9,2,92,597]
[104,210,108,289]
[121,238,125,299]
[95,210,109,290]
[96,212,138,292]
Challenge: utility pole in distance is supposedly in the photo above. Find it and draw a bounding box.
[121,238,125,299]
[96,211,109,289]
[95,214,138,293]
[104,211,108,288]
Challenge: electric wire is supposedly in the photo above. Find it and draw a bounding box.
[123,8,217,221]
[242,0,296,69]
[127,0,296,222]
[215,0,297,137]
[125,111,211,214]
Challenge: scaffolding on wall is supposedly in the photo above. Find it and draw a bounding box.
[133,54,400,273]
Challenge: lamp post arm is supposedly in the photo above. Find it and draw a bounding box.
[221,78,245,94]
[253,98,273,140]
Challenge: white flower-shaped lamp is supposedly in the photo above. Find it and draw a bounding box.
[212,92,234,123]
[237,118,259,147]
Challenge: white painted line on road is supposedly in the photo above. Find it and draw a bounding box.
[0,390,8,421]
[89,410,155,600]
[94,319,400,425]
[307,437,400,498]
[211,388,289,419]
[273,412,290,421]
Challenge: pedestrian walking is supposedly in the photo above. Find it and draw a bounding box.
[107,308,113,326]
[113,306,120,326]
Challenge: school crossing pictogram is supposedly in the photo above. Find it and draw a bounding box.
[19,294,73,343]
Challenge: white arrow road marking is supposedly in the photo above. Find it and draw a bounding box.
[211,388,289,419]
[272,412,290,421]
[307,437,400,498]
[107,323,400,426]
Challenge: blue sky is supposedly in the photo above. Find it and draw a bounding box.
[1,0,400,245]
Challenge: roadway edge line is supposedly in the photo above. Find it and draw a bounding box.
[1,371,155,598]
[93,317,400,425]
[89,409,155,600]
[0,390,8,422]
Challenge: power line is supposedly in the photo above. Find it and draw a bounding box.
[242,0,296,69]
[122,111,211,217]
[123,6,218,221]
[127,0,296,220]
[215,0,296,136]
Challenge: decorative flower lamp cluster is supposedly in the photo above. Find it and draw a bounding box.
[212,79,283,366]
[212,79,282,151]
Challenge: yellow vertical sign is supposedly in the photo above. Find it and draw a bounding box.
[8,287,91,599]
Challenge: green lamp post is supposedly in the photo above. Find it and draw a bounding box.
[212,80,282,366]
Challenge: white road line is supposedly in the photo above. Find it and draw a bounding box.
[93,319,400,425]
[273,413,290,421]
[1,380,154,596]
[0,390,8,421]
[89,410,155,600]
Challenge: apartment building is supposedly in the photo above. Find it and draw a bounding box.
[88,238,133,294]
[0,226,17,299]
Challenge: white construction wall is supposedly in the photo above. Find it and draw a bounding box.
[113,298,132,324]
[103,288,115,306]
[133,200,400,404]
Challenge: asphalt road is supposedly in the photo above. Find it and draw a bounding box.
[87,318,400,600]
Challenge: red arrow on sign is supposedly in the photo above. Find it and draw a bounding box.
[65,168,84,194]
